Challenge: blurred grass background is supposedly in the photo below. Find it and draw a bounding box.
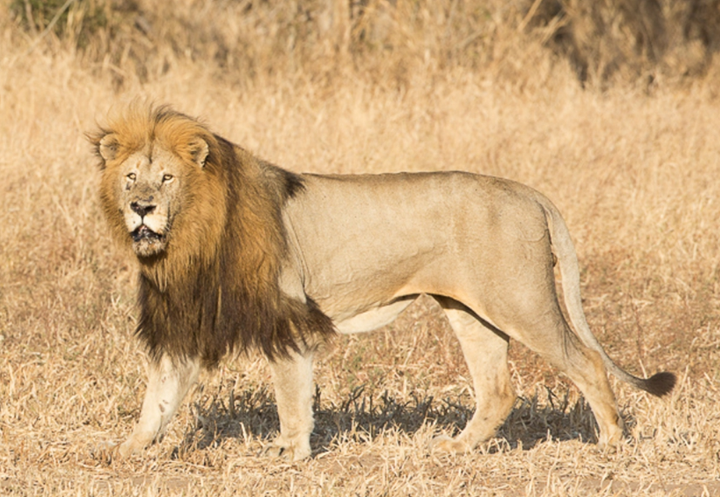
[7,0,720,90]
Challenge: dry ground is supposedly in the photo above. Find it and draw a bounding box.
[1,6,720,496]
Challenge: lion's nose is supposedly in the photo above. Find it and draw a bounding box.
[130,201,156,217]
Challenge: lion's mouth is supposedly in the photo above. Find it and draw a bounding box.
[131,225,164,243]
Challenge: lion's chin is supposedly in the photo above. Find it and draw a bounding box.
[130,225,167,257]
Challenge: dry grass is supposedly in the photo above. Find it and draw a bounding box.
[1,1,720,495]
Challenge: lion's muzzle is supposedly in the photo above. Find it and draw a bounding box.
[127,198,168,256]
[130,199,156,217]
[131,224,163,243]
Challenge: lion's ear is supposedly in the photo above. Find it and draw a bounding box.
[190,138,209,168]
[98,133,119,163]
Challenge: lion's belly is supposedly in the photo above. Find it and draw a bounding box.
[333,297,417,334]
[296,226,452,322]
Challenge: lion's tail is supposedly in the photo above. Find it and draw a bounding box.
[543,200,676,397]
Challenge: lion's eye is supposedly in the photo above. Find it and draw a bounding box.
[127,173,136,181]
[162,174,174,183]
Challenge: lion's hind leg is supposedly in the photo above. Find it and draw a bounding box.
[531,329,624,448]
[487,294,624,449]
[430,297,516,454]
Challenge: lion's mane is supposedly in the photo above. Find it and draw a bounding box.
[91,106,334,366]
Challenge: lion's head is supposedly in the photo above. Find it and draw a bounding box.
[89,105,334,365]
[89,105,225,261]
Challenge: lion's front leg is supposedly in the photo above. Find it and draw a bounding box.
[115,354,201,458]
[265,350,315,461]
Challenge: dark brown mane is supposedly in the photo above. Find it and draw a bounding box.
[93,106,335,366]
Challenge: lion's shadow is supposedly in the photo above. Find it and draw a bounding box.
[176,385,629,456]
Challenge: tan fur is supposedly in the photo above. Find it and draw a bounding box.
[90,105,674,461]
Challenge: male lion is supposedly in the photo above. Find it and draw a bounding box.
[90,105,675,461]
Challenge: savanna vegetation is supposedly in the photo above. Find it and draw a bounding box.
[1,0,719,494]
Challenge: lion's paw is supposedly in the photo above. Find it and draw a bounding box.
[93,434,153,462]
[91,441,123,464]
[427,435,473,454]
[261,439,311,462]
[597,425,623,451]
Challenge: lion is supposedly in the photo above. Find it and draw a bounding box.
[89,105,675,461]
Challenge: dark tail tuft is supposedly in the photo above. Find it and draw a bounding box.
[643,371,677,397]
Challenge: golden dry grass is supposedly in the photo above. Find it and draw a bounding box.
[1,1,720,495]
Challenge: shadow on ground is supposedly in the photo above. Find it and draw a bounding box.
[178,385,613,456]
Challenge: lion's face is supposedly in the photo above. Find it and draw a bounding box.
[96,131,210,259]
[117,146,184,257]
